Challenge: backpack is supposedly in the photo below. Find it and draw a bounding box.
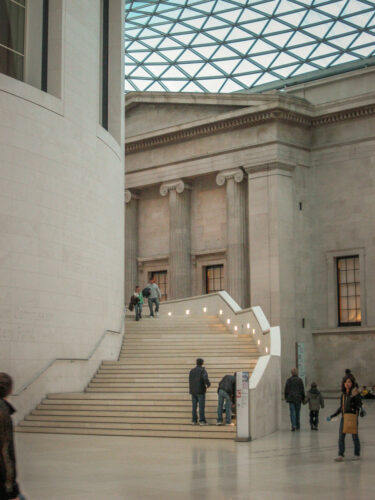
[142,286,151,298]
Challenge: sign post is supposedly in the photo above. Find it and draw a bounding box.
[235,371,250,442]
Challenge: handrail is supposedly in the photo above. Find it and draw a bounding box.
[14,312,125,396]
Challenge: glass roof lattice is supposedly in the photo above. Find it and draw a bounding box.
[125,0,375,93]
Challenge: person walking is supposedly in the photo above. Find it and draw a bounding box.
[189,359,210,426]
[216,374,236,426]
[303,382,324,430]
[146,277,161,318]
[328,375,362,462]
[0,373,24,500]
[130,286,143,321]
[284,368,305,431]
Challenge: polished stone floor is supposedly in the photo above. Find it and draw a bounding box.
[16,400,374,500]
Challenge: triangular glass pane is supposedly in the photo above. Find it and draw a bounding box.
[342,0,372,16]
[319,0,346,18]
[194,45,218,59]
[241,20,268,35]
[271,52,300,67]
[132,79,153,91]
[162,66,186,78]
[148,15,168,26]
[309,43,336,58]
[345,12,374,28]
[128,40,150,51]
[131,66,152,78]
[351,32,375,47]
[292,62,319,76]
[251,39,277,54]
[279,11,307,27]
[178,62,205,76]
[144,52,168,64]
[251,52,278,68]
[331,53,359,65]
[158,37,182,49]
[172,33,197,45]
[126,28,142,38]
[254,72,279,86]
[213,0,238,13]
[274,64,299,77]
[264,19,291,35]
[177,49,203,62]
[253,0,279,16]
[328,21,356,37]
[199,78,226,92]
[146,81,167,92]
[218,58,241,74]
[207,27,232,41]
[276,0,303,15]
[264,32,293,48]
[237,9,264,24]
[226,26,254,42]
[216,9,243,24]
[203,16,228,29]
[141,28,162,38]
[301,9,331,26]
[142,37,163,49]
[235,72,262,88]
[313,55,338,67]
[214,45,240,58]
[194,33,217,45]
[287,44,316,59]
[197,63,225,78]
[287,31,315,46]
[194,1,215,15]
[125,64,136,76]
[304,22,333,38]
[125,80,137,92]
[164,80,187,92]
[220,79,244,92]
[229,40,252,54]
[235,59,262,73]
[144,64,169,77]
[163,49,184,61]
[352,45,374,57]
[169,23,194,35]
[185,17,207,30]
[180,81,205,92]
[329,33,359,49]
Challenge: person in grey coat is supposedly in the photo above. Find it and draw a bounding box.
[146,277,162,318]
[284,368,305,431]
[304,382,324,430]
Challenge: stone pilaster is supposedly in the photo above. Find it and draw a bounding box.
[216,168,249,308]
[125,189,139,304]
[160,180,191,300]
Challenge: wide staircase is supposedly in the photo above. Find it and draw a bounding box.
[16,315,260,439]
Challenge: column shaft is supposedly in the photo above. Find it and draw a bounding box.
[125,193,138,304]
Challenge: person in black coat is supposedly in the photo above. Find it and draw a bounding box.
[328,375,362,462]
[284,368,305,431]
[0,373,22,500]
[216,374,236,426]
[189,359,210,425]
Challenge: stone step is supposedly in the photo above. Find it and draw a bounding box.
[33,409,219,417]
[40,399,220,408]
[26,414,226,424]
[46,392,220,401]
[15,426,234,439]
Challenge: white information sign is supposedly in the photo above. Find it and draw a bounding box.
[236,371,250,441]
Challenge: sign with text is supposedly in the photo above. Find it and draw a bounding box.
[236,371,250,441]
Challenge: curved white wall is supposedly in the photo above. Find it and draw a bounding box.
[0,1,124,393]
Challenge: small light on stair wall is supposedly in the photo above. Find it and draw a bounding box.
[219,309,223,315]
[168,312,172,316]
[265,346,268,353]
[252,328,256,334]
[203,307,207,312]
[257,339,261,345]
[227,318,231,324]
[247,323,250,329]
[186,309,190,315]
[234,325,238,331]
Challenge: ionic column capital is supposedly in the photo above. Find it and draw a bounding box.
[160,179,191,197]
[125,189,140,203]
[216,168,244,186]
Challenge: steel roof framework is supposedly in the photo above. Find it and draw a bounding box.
[125,0,375,93]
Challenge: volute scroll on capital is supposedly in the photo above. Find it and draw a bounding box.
[160,179,191,197]
[216,168,244,186]
[125,189,140,203]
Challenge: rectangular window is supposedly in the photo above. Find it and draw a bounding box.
[205,265,224,294]
[149,271,168,302]
[337,255,361,326]
[0,0,26,81]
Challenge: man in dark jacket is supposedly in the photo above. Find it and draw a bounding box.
[284,368,305,431]
[189,359,210,425]
[216,374,236,426]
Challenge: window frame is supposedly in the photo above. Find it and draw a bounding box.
[205,264,224,294]
[336,255,361,327]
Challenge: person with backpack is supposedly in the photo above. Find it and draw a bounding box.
[216,374,236,426]
[143,277,161,318]
[303,382,324,430]
[284,368,305,431]
[189,358,211,425]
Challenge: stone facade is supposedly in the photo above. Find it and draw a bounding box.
[125,67,375,389]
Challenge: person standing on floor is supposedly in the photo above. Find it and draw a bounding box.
[189,358,211,426]
[284,368,305,431]
[146,277,161,318]
[328,375,362,462]
[216,374,236,426]
[0,373,25,500]
[303,382,324,430]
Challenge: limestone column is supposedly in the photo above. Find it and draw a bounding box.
[216,168,249,308]
[125,189,139,304]
[160,180,191,300]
